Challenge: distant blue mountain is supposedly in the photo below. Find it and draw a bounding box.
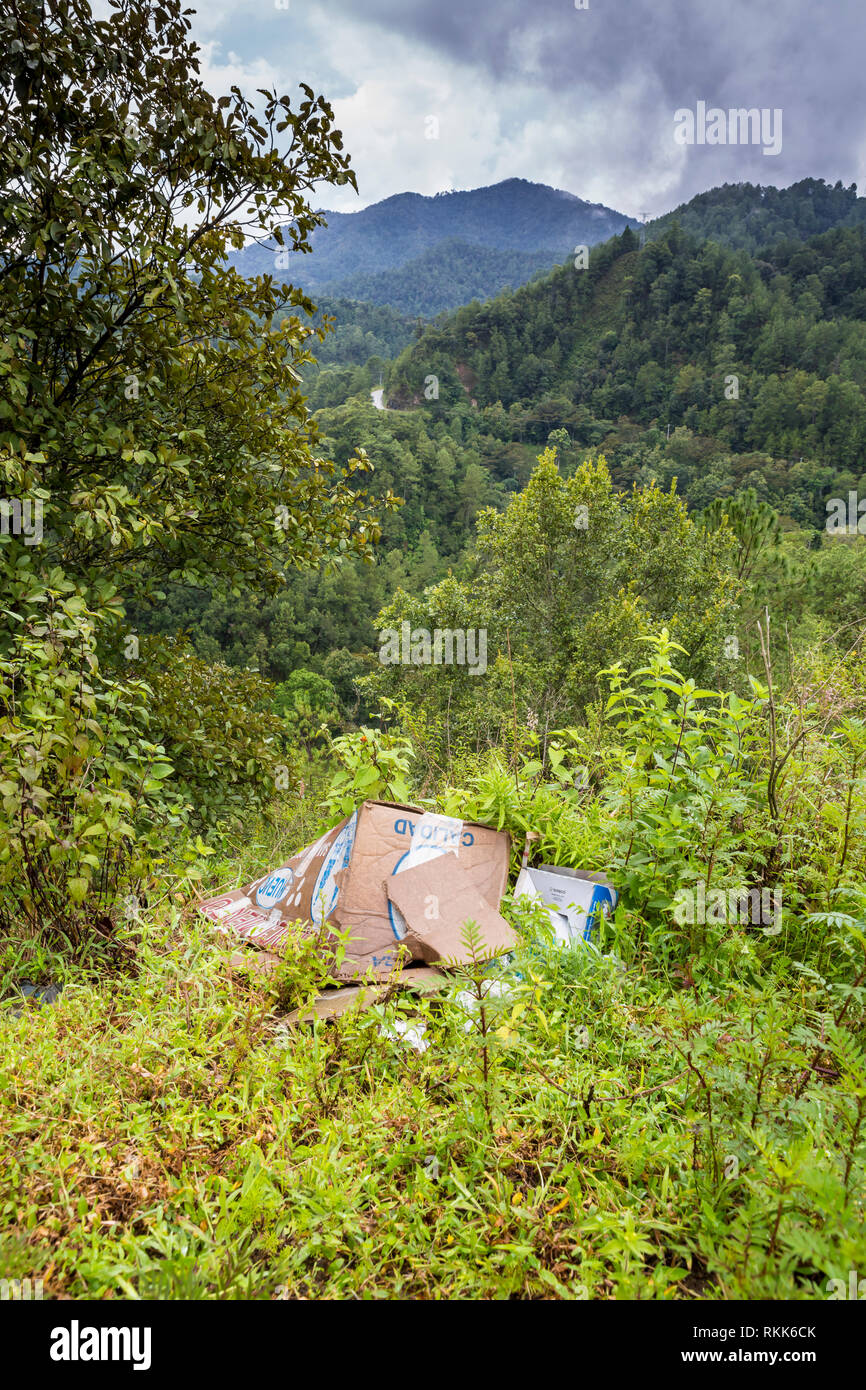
[228,178,639,315]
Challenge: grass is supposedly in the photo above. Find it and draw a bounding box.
[2,802,864,1300]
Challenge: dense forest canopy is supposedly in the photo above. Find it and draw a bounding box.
[147,182,866,717]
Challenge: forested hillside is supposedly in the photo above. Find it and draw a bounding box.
[323,238,555,316]
[387,217,866,515]
[302,296,417,367]
[153,194,866,700]
[647,177,866,252]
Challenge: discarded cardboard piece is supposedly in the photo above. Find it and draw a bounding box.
[387,856,515,964]
[228,949,282,979]
[514,864,618,945]
[200,802,512,982]
[283,967,448,1025]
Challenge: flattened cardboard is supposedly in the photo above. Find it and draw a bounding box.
[284,966,448,1025]
[227,949,282,979]
[199,810,365,977]
[199,802,511,982]
[393,964,451,994]
[386,857,516,964]
[286,983,379,1024]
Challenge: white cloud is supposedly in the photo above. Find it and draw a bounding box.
[195,41,283,99]
[178,0,866,219]
[298,5,659,214]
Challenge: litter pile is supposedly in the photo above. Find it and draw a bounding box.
[199,802,513,981]
[198,800,619,1018]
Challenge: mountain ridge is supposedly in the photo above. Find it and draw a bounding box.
[229,177,639,314]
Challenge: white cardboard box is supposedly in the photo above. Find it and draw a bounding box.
[514,864,618,945]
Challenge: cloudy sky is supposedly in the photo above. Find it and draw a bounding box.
[187,0,866,218]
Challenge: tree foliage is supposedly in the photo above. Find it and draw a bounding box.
[0,0,392,602]
[0,0,388,941]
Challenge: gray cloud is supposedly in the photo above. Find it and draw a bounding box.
[191,0,866,216]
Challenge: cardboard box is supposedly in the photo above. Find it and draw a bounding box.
[514,864,618,946]
[199,802,512,980]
